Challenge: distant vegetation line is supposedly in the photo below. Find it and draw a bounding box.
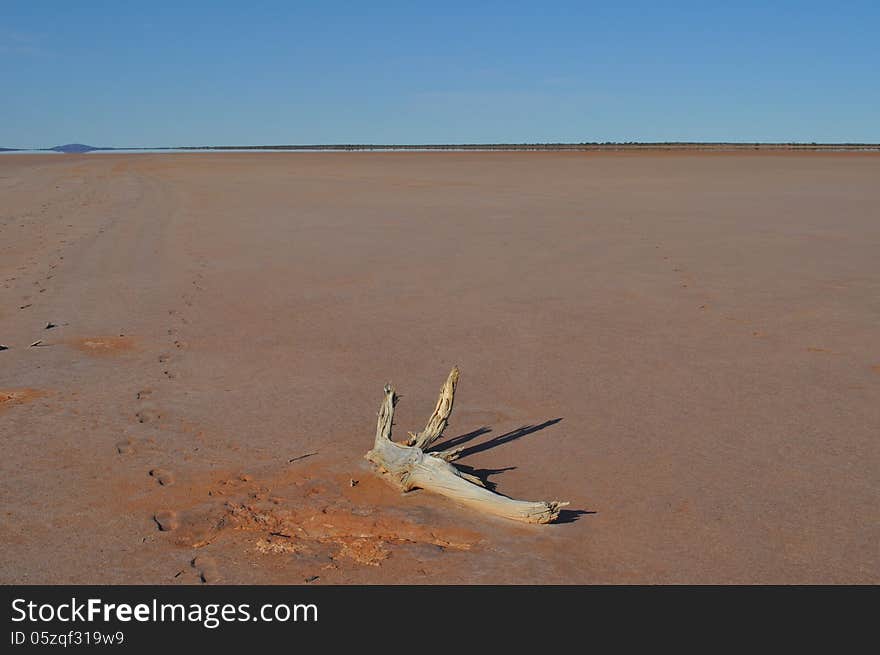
[178,142,880,151]
[5,142,879,153]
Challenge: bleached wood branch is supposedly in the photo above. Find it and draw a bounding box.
[365,368,568,524]
[406,366,458,450]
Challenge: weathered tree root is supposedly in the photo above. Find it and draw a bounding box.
[365,367,568,524]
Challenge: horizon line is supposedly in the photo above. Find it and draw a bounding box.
[5,141,880,153]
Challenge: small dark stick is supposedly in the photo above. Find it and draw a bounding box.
[288,451,317,464]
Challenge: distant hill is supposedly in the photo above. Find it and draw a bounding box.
[0,147,20,152]
[50,143,100,153]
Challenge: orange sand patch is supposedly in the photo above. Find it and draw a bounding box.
[70,336,136,355]
[126,466,479,568]
[223,502,476,566]
[0,389,45,413]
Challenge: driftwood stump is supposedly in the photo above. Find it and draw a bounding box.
[365,367,568,524]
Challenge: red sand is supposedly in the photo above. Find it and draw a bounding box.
[0,151,877,583]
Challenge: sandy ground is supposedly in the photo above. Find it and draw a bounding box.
[1,151,878,584]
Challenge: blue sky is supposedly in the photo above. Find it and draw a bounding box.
[1,1,878,147]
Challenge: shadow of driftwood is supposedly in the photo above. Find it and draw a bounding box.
[429,418,593,523]
[437,418,563,460]
[432,426,492,451]
[555,509,595,524]
[454,464,517,491]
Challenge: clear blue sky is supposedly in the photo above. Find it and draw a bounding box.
[2,1,878,147]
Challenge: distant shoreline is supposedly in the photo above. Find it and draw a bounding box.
[3,142,880,154]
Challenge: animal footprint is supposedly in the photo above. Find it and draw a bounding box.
[150,468,175,486]
[116,439,135,454]
[135,407,161,423]
[191,556,221,584]
[154,510,179,532]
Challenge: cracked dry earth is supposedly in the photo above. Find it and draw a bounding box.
[1,152,879,583]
